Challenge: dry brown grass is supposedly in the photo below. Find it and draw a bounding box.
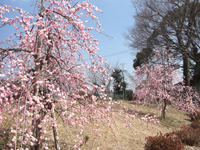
[55,101,197,150]
[1,101,199,150]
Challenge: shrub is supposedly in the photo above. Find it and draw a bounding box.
[188,110,200,121]
[126,90,133,101]
[127,94,133,101]
[190,120,200,129]
[144,132,184,150]
[175,125,200,146]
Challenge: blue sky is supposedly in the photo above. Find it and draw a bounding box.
[0,0,136,78]
[91,0,136,73]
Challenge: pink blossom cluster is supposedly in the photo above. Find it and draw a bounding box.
[133,49,199,115]
[140,114,159,124]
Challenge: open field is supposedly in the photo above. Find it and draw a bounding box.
[73,101,198,150]
[0,100,199,150]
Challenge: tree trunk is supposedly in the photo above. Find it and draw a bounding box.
[161,99,167,119]
[32,110,46,150]
[193,62,200,93]
[32,0,45,149]
[183,54,190,86]
[161,50,166,119]
[51,108,61,150]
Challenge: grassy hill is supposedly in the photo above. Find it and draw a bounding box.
[75,101,197,150]
[0,101,199,150]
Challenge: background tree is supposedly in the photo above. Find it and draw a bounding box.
[111,68,127,93]
[125,0,200,90]
[133,48,153,69]
[87,63,113,96]
[133,49,199,119]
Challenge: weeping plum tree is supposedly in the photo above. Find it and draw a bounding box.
[0,0,138,149]
[133,49,199,119]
